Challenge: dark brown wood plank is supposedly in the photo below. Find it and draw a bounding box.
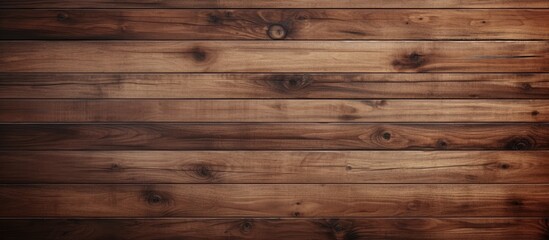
[1,218,548,240]
[2,151,547,184]
[1,41,547,73]
[2,10,548,40]
[1,100,546,123]
[1,184,548,217]
[1,73,548,99]
[1,0,548,8]
[1,124,547,150]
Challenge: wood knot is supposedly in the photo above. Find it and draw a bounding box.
[499,163,511,169]
[191,47,207,62]
[382,132,391,140]
[207,13,222,25]
[267,24,288,40]
[436,139,448,149]
[268,74,311,93]
[392,52,427,71]
[531,110,539,116]
[145,192,164,205]
[406,200,427,211]
[506,137,534,150]
[190,164,216,180]
[292,211,301,217]
[239,220,253,233]
[57,12,69,21]
[110,163,122,172]
[508,199,524,206]
[520,83,532,91]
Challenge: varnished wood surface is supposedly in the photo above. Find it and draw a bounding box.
[1,151,547,184]
[1,99,546,122]
[1,184,548,217]
[2,10,548,40]
[1,124,547,150]
[1,0,548,8]
[1,73,548,99]
[1,218,548,240]
[1,41,547,73]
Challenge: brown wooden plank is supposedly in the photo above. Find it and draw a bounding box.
[1,218,548,240]
[1,73,548,99]
[1,124,547,150]
[1,151,547,184]
[1,184,547,217]
[1,99,546,123]
[1,41,547,73]
[2,10,548,40]
[1,0,548,8]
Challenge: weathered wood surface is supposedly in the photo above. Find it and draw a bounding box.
[2,41,547,72]
[1,218,548,240]
[1,151,547,184]
[2,10,548,40]
[1,184,548,217]
[1,73,548,99]
[1,0,548,8]
[1,100,546,122]
[1,124,547,150]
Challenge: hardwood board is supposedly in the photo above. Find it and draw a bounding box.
[1,218,547,240]
[2,10,548,40]
[1,0,548,8]
[1,151,547,183]
[1,124,547,150]
[1,41,547,73]
[1,184,548,217]
[1,73,548,99]
[1,100,547,123]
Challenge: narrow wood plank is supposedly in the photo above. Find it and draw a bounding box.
[1,0,548,8]
[1,124,547,150]
[1,41,547,73]
[1,184,547,217]
[1,100,546,123]
[1,218,547,240]
[2,10,548,40]
[1,73,548,99]
[2,151,547,183]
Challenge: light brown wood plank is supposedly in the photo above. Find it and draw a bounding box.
[1,151,547,183]
[1,218,547,240]
[1,184,547,217]
[1,124,547,150]
[1,73,548,99]
[1,100,546,123]
[1,41,547,73]
[1,0,548,8]
[2,10,548,40]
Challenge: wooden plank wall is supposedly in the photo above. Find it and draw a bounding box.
[0,1,548,239]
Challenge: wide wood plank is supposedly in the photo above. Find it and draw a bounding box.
[2,10,548,40]
[1,218,547,240]
[1,184,547,217]
[2,151,547,184]
[1,73,548,99]
[1,0,548,8]
[1,41,547,73]
[1,124,547,150]
[1,100,546,123]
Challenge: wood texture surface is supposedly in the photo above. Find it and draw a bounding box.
[1,73,548,99]
[1,41,547,73]
[1,0,548,8]
[1,99,546,122]
[1,218,548,240]
[1,151,547,184]
[1,184,548,217]
[1,124,547,150]
[2,9,548,40]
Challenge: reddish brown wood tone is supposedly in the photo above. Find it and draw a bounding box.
[1,1,548,239]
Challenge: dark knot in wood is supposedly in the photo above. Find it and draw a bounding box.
[382,132,391,140]
[505,137,534,150]
[267,24,288,40]
[207,13,222,25]
[146,192,163,205]
[392,52,427,71]
[56,12,69,21]
[191,47,207,62]
[436,139,448,149]
[268,74,312,93]
[239,220,253,233]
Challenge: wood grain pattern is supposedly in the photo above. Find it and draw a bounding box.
[1,151,547,184]
[1,0,548,8]
[1,124,547,150]
[1,184,548,217]
[2,10,548,40]
[1,99,546,123]
[1,41,547,73]
[1,73,548,99]
[1,218,548,240]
